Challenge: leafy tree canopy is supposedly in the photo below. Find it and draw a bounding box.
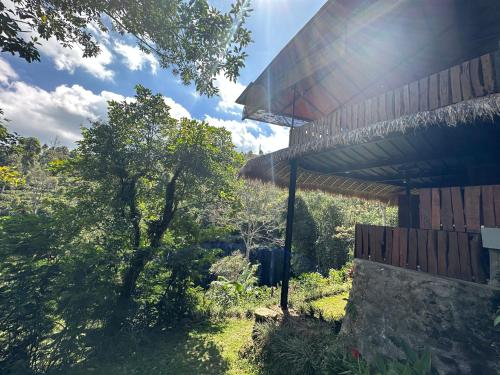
[74,84,242,329]
[0,0,252,95]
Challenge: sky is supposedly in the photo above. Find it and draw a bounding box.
[0,0,324,154]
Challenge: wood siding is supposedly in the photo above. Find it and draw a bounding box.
[417,185,500,232]
[354,224,489,284]
[290,52,499,146]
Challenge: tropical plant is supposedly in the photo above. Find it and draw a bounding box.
[209,251,251,282]
[206,253,258,312]
[0,119,20,166]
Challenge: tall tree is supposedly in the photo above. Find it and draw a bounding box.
[291,196,318,273]
[223,180,286,259]
[75,85,241,329]
[19,136,41,174]
[0,0,251,96]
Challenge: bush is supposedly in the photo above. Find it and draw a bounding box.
[247,319,362,375]
[209,251,254,282]
[291,197,318,274]
[134,247,219,327]
[247,318,435,375]
[205,253,263,318]
[288,263,352,306]
[328,264,351,285]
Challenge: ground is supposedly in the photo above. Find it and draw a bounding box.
[69,293,348,375]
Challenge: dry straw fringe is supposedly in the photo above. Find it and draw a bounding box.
[242,93,500,175]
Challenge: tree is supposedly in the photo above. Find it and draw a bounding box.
[0,165,24,192]
[74,85,241,329]
[290,196,318,274]
[1,0,252,96]
[230,180,286,259]
[0,113,20,166]
[19,136,41,174]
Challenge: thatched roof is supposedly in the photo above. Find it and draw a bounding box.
[240,93,500,202]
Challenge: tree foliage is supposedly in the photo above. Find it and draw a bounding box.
[74,84,242,329]
[291,197,318,273]
[232,180,286,259]
[1,0,252,95]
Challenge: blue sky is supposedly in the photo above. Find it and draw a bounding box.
[0,0,324,153]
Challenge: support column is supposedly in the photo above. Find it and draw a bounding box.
[280,159,298,310]
[406,182,412,229]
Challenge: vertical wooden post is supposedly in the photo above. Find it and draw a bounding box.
[406,182,412,229]
[281,85,298,311]
[280,159,297,310]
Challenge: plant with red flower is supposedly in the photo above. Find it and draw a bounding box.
[351,347,361,360]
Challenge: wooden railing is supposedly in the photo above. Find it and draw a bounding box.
[354,224,489,284]
[290,52,499,146]
[418,185,500,232]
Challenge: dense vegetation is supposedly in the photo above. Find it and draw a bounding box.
[0,85,402,374]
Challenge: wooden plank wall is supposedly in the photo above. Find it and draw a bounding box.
[354,224,489,283]
[418,185,500,233]
[398,195,420,228]
[290,52,498,146]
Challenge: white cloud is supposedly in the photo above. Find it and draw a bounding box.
[0,67,191,146]
[204,115,289,153]
[0,58,18,84]
[86,21,111,43]
[39,37,114,80]
[215,73,246,115]
[114,41,159,74]
[163,97,191,120]
[0,82,123,144]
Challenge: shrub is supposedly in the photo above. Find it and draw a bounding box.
[205,253,262,317]
[247,319,362,375]
[134,247,220,327]
[247,319,435,375]
[288,264,352,306]
[297,272,328,295]
[209,251,254,282]
[328,263,352,284]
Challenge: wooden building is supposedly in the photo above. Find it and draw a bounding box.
[236,0,500,308]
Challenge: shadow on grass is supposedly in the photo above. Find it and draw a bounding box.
[248,314,355,375]
[65,322,230,375]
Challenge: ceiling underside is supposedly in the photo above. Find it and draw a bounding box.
[242,121,500,202]
[238,0,500,126]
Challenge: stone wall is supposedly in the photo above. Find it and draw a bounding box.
[340,259,500,375]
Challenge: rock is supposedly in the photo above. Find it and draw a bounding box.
[254,307,282,323]
[340,259,500,375]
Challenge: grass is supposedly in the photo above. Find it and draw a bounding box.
[64,291,350,374]
[213,319,258,375]
[310,291,349,321]
[67,319,257,375]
